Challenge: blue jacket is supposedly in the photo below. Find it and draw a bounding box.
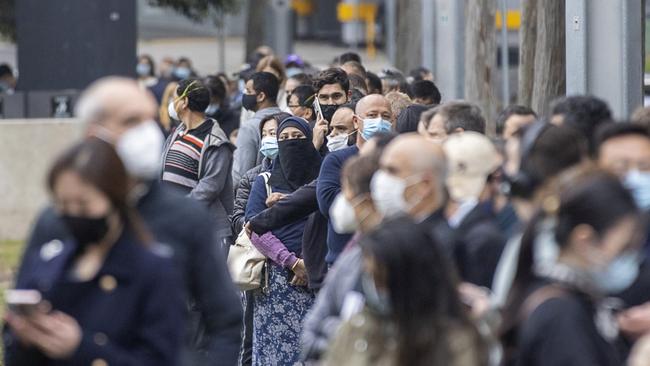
[10,182,242,366]
[245,174,307,254]
[316,146,359,264]
[4,231,185,366]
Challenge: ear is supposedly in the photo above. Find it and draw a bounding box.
[305,108,313,120]
[454,127,465,134]
[257,92,266,103]
[347,90,352,102]
[569,224,599,256]
[353,115,361,130]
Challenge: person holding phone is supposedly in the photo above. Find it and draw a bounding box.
[311,68,352,154]
[3,138,185,366]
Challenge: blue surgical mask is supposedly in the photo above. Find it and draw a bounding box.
[136,63,151,77]
[361,271,391,316]
[624,170,650,211]
[591,252,641,294]
[259,136,279,160]
[361,117,392,141]
[173,67,191,80]
[205,104,220,116]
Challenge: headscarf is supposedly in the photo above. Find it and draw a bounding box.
[269,116,322,191]
[396,104,429,133]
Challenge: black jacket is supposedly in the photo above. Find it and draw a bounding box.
[231,163,267,236]
[249,180,328,289]
[13,183,242,366]
[5,231,186,366]
[420,209,457,262]
[454,202,507,288]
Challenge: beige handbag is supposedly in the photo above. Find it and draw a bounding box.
[227,172,271,291]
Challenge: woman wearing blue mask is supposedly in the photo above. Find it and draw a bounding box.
[324,216,488,366]
[500,166,644,366]
[244,116,322,366]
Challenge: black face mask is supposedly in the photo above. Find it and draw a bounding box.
[321,104,340,123]
[62,214,110,247]
[242,93,258,111]
[269,138,322,191]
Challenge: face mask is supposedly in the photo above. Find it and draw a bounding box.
[361,117,392,141]
[361,271,391,316]
[327,132,350,152]
[591,252,641,294]
[624,170,650,211]
[168,100,179,120]
[116,120,164,179]
[61,214,110,248]
[242,93,258,111]
[136,63,151,77]
[286,67,302,78]
[330,193,359,234]
[205,103,220,116]
[173,67,191,80]
[370,170,408,219]
[259,136,279,160]
[321,104,339,122]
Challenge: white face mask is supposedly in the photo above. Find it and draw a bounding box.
[168,100,179,121]
[330,193,358,234]
[370,170,408,219]
[327,133,349,152]
[116,120,164,179]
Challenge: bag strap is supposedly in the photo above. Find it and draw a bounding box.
[260,172,272,197]
[519,284,568,322]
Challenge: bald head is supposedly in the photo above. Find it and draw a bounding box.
[355,94,391,117]
[378,134,447,212]
[77,76,158,140]
[353,94,393,146]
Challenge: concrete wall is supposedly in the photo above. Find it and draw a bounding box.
[0,119,83,241]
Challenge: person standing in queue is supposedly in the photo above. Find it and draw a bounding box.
[162,78,235,249]
[19,77,242,366]
[245,116,322,366]
[4,138,185,366]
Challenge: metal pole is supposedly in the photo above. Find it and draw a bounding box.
[565,0,587,95]
[421,0,435,73]
[499,0,510,105]
[385,0,397,66]
[217,12,226,73]
[352,0,360,52]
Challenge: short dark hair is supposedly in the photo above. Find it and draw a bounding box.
[342,61,367,79]
[551,95,613,155]
[177,78,211,113]
[408,66,431,82]
[288,72,312,85]
[595,122,650,156]
[409,80,441,104]
[434,102,486,134]
[204,75,227,105]
[348,73,368,95]
[250,71,280,103]
[313,68,350,94]
[339,52,362,64]
[496,105,537,135]
[366,71,382,95]
[379,68,408,93]
[0,63,13,78]
[290,84,316,114]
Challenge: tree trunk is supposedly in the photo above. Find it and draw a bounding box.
[395,0,421,73]
[464,0,498,136]
[531,0,565,116]
[245,0,267,61]
[517,0,537,107]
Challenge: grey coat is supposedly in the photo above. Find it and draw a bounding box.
[162,119,235,240]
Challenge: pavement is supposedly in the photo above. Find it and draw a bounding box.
[0,37,389,79]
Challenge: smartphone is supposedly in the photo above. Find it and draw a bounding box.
[312,97,324,121]
[5,289,43,316]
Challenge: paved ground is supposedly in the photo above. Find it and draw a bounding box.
[0,37,389,79]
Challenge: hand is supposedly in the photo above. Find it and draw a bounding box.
[312,118,328,150]
[5,310,82,359]
[629,333,650,366]
[290,259,308,286]
[265,192,286,207]
[618,302,650,340]
[244,222,252,237]
[458,282,492,319]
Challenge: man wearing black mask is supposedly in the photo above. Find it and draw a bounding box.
[312,68,351,151]
[232,72,282,186]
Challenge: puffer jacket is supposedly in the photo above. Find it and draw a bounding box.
[230,158,272,236]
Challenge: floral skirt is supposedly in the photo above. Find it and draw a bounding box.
[252,263,315,366]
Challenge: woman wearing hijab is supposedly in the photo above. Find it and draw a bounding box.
[244,116,322,366]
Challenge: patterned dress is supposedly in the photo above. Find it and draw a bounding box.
[252,263,315,365]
